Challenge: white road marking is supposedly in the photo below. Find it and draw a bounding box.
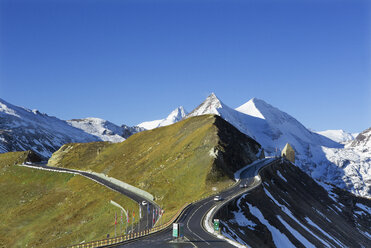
[186,200,213,245]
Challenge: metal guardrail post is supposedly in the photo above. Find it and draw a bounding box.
[66,203,191,248]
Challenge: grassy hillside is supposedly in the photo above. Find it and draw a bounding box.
[0,150,40,167]
[0,151,139,248]
[49,115,261,222]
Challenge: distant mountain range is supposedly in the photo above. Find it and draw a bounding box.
[316,129,358,144]
[0,98,143,159]
[0,95,369,197]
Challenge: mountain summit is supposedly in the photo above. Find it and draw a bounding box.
[187,93,225,117]
[187,94,340,156]
[184,94,370,197]
[235,97,266,119]
[138,106,188,130]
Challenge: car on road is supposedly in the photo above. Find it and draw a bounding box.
[214,195,222,201]
[142,200,147,206]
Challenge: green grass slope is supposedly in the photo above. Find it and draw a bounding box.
[49,115,262,222]
[0,152,139,248]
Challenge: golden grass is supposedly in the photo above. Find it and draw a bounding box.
[0,152,139,248]
[48,115,237,223]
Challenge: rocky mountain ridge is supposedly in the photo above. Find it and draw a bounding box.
[0,98,141,159]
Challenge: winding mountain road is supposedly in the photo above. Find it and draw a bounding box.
[22,163,160,234]
[109,158,279,248]
[24,158,278,247]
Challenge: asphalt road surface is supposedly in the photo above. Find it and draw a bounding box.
[110,158,278,248]
[26,158,277,247]
[25,163,160,234]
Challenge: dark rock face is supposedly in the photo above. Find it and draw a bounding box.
[26,150,42,163]
[216,160,371,248]
[207,115,262,181]
[121,124,145,139]
[351,127,371,147]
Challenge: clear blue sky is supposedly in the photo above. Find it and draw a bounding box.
[1,0,370,133]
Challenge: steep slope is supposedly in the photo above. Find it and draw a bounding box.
[320,127,371,197]
[137,106,188,130]
[0,151,139,248]
[234,97,341,156]
[48,115,262,222]
[186,94,371,197]
[0,98,100,158]
[316,129,356,144]
[216,160,371,248]
[188,94,340,156]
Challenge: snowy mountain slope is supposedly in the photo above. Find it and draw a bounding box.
[349,127,371,148]
[67,118,125,143]
[0,98,100,158]
[67,118,144,143]
[137,106,188,130]
[186,93,371,197]
[319,127,371,197]
[187,93,340,156]
[217,161,371,248]
[0,99,143,159]
[316,129,356,144]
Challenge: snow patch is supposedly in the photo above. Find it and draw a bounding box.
[356,203,371,215]
[246,202,295,248]
[209,148,218,158]
[277,170,288,182]
[276,215,315,248]
[232,211,256,230]
[305,217,344,247]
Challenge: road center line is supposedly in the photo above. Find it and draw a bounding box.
[186,200,213,245]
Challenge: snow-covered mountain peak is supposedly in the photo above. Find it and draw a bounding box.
[235,98,265,119]
[237,97,300,127]
[137,106,188,130]
[166,106,187,122]
[187,93,228,117]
